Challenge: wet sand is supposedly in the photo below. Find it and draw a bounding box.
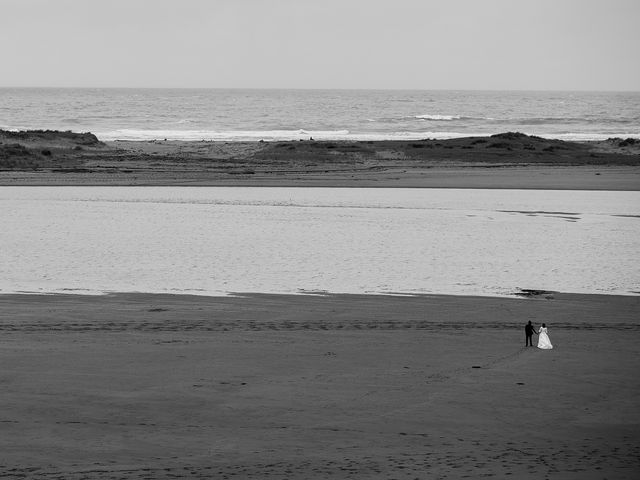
[1,292,639,479]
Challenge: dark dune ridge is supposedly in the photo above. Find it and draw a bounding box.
[1,129,639,188]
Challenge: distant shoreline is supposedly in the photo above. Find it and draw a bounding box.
[2,129,639,189]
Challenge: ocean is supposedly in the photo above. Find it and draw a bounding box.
[1,88,639,142]
[1,187,638,297]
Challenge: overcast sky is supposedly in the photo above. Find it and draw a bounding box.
[1,0,639,90]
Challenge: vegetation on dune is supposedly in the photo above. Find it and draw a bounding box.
[0,129,102,146]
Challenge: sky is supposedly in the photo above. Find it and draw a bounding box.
[1,0,639,90]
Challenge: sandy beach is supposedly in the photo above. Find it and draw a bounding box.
[1,292,639,479]
[1,130,640,189]
[3,0,639,476]
[1,130,639,478]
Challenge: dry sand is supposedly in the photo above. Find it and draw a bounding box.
[1,292,639,479]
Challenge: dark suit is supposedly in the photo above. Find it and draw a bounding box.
[525,323,535,346]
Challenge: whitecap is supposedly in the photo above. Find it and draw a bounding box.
[414,114,462,121]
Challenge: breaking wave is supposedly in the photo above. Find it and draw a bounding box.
[97,129,351,141]
[95,129,498,142]
[93,129,640,142]
[414,114,462,121]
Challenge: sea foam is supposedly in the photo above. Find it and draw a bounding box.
[97,129,351,141]
[95,129,640,142]
[413,114,462,121]
[96,129,494,142]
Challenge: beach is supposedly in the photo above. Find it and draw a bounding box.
[3,0,640,475]
[1,130,640,478]
[1,292,639,479]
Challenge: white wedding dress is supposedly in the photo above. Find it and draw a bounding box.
[537,327,553,349]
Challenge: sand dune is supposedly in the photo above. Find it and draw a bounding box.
[2,130,640,189]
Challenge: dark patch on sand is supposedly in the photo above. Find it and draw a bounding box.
[499,210,580,216]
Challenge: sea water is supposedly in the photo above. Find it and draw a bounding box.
[1,88,639,142]
[1,187,638,297]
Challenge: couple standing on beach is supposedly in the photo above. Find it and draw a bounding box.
[525,321,553,349]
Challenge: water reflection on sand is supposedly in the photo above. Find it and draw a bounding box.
[1,187,638,297]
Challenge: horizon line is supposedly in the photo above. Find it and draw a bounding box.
[1,86,639,94]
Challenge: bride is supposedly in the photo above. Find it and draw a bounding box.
[537,323,553,349]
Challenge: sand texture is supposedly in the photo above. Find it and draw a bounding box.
[1,130,640,189]
[1,292,639,479]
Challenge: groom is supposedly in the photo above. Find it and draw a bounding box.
[525,321,537,346]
